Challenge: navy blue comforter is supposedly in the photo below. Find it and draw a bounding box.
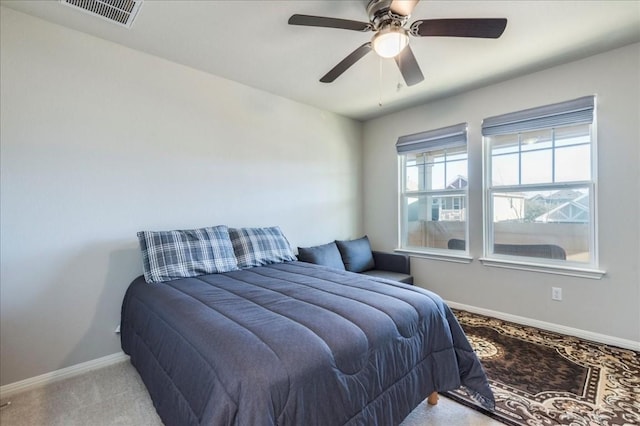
[121,261,493,425]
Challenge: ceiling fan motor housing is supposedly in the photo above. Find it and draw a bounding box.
[367,0,409,30]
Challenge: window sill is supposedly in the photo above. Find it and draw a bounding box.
[394,249,473,264]
[479,257,606,279]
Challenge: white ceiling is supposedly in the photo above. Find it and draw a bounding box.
[2,0,639,121]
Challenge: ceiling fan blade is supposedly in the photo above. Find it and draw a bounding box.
[288,14,372,32]
[320,43,373,83]
[389,0,420,17]
[411,18,507,38]
[394,45,424,86]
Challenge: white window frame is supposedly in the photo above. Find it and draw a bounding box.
[396,123,471,263]
[481,96,605,279]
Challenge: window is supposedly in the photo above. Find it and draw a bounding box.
[482,96,598,270]
[397,123,468,255]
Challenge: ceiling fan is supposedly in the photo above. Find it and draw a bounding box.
[288,0,507,86]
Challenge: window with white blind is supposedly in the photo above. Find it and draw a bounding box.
[397,123,468,256]
[482,96,602,276]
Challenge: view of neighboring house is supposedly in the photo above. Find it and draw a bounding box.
[436,176,467,221]
[534,192,589,223]
[409,175,529,223]
[422,176,589,225]
[405,177,590,253]
[490,189,589,224]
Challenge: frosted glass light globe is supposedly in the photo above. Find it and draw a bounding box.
[372,26,409,58]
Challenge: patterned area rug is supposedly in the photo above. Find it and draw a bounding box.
[447,310,640,426]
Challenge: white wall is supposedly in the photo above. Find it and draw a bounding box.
[363,43,640,343]
[0,8,363,386]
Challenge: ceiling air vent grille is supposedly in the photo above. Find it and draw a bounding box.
[60,0,144,28]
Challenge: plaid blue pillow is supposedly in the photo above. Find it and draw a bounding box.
[229,226,297,269]
[137,225,239,283]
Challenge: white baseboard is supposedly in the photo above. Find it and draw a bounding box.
[0,351,129,398]
[447,301,640,352]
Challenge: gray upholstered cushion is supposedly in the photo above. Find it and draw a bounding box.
[335,236,375,273]
[229,226,297,269]
[297,242,346,270]
[137,225,239,283]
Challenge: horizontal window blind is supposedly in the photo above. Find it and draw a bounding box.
[396,123,467,154]
[482,95,595,136]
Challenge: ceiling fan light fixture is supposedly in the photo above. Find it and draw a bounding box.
[372,26,409,58]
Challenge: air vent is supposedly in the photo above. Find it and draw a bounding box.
[60,0,143,28]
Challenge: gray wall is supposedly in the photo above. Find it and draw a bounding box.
[0,8,363,386]
[363,43,640,343]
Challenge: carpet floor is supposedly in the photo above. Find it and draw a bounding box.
[0,359,500,426]
[4,310,636,426]
[448,310,640,426]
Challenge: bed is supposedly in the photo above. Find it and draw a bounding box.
[121,260,494,426]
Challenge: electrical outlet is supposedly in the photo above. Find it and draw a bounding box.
[551,287,562,301]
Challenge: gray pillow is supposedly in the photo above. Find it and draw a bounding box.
[297,242,346,270]
[335,236,375,273]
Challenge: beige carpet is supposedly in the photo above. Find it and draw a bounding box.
[0,360,500,426]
